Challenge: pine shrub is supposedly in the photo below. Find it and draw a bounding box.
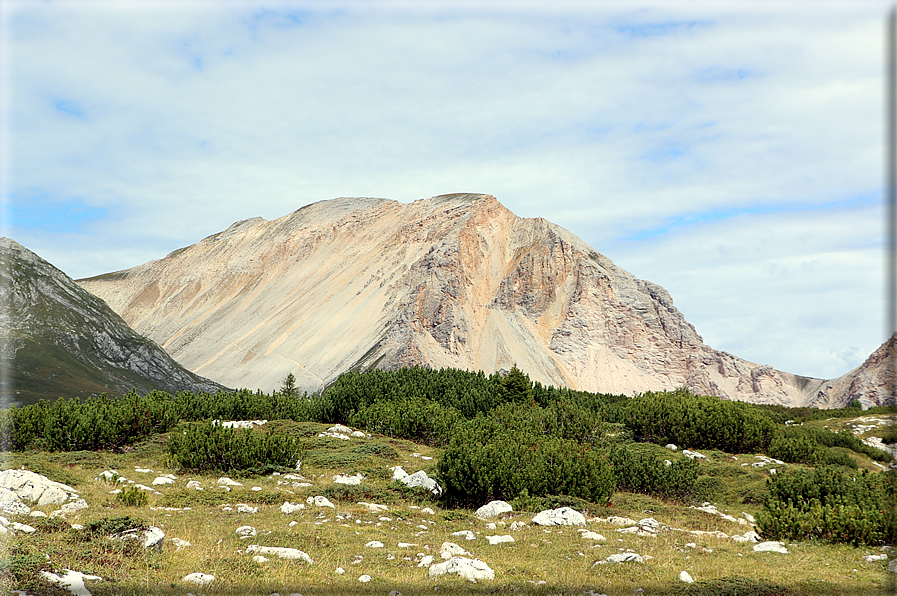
[756,467,897,545]
[166,422,301,474]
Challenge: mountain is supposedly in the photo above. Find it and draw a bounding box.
[808,332,896,409]
[0,238,225,405]
[75,193,862,408]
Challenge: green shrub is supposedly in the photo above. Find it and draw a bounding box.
[349,396,463,446]
[436,415,615,507]
[624,389,776,454]
[607,443,701,502]
[756,467,897,545]
[114,486,148,507]
[166,422,301,474]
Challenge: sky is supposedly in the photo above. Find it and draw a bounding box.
[1,0,890,381]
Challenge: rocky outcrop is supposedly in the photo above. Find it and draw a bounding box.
[805,332,897,409]
[76,194,851,407]
[1,238,225,405]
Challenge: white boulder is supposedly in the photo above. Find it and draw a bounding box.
[486,535,514,545]
[183,572,215,586]
[333,473,365,485]
[235,525,257,538]
[306,496,335,508]
[109,526,165,552]
[475,500,513,518]
[246,545,313,564]
[0,469,80,506]
[217,477,243,487]
[753,541,789,554]
[679,571,694,583]
[41,570,102,596]
[451,530,476,541]
[428,556,494,581]
[531,507,586,526]
[280,501,306,514]
[440,542,471,559]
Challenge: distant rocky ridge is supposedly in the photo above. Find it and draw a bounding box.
[76,194,890,408]
[0,238,225,405]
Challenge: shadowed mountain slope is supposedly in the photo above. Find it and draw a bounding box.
[1,238,225,405]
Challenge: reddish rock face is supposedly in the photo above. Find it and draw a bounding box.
[77,193,881,408]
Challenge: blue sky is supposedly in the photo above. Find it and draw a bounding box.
[1,0,889,380]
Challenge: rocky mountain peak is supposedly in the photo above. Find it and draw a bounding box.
[76,194,863,407]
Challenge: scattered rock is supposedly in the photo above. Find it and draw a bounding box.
[235,526,257,538]
[170,537,191,550]
[679,571,694,583]
[509,521,527,531]
[183,572,215,586]
[109,526,165,552]
[606,516,639,526]
[531,507,586,526]
[217,419,267,429]
[753,541,788,554]
[417,555,434,567]
[666,444,678,451]
[151,477,174,486]
[335,567,346,574]
[236,504,258,514]
[579,530,606,541]
[246,545,313,564]
[486,535,514,545]
[51,499,89,518]
[595,553,644,565]
[440,542,471,559]
[451,530,476,540]
[280,502,306,514]
[334,473,365,485]
[428,557,494,581]
[682,450,707,460]
[366,541,385,548]
[40,569,102,596]
[252,555,269,563]
[475,500,513,518]
[390,467,442,496]
[306,496,336,508]
[359,502,388,512]
[217,477,243,487]
[358,574,372,582]
[864,554,888,562]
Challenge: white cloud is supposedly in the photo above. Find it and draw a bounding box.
[3,0,890,380]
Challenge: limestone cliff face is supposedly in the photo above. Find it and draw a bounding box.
[0,238,224,405]
[78,194,832,406]
[807,333,897,409]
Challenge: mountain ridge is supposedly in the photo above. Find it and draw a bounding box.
[1,237,225,405]
[75,193,888,408]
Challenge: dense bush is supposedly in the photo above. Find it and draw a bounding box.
[624,389,777,454]
[606,443,701,502]
[756,467,897,545]
[349,396,463,446]
[166,422,301,474]
[436,414,615,507]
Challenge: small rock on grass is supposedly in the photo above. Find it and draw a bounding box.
[183,573,215,586]
[679,571,694,583]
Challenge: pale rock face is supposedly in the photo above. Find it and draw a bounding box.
[428,556,495,581]
[77,194,858,408]
[475,500,513,518]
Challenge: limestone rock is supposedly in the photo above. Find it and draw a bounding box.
[0,469,79,506]
[40,570,102,596]
[679,571,694,583]
[475,500,513,518]
[246,545,313,564]
[451,530,476,541]
[440,542,471,559]
[280,502,306,514]
[76,195,854,408]
[428,556,495,581]
[532,507,586,526]
[486,535,514,545]
[183,572,215,586]
[306,495,335,508]
[333,473,364,485]
[753,541,789,554]
[391,466,442,496]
